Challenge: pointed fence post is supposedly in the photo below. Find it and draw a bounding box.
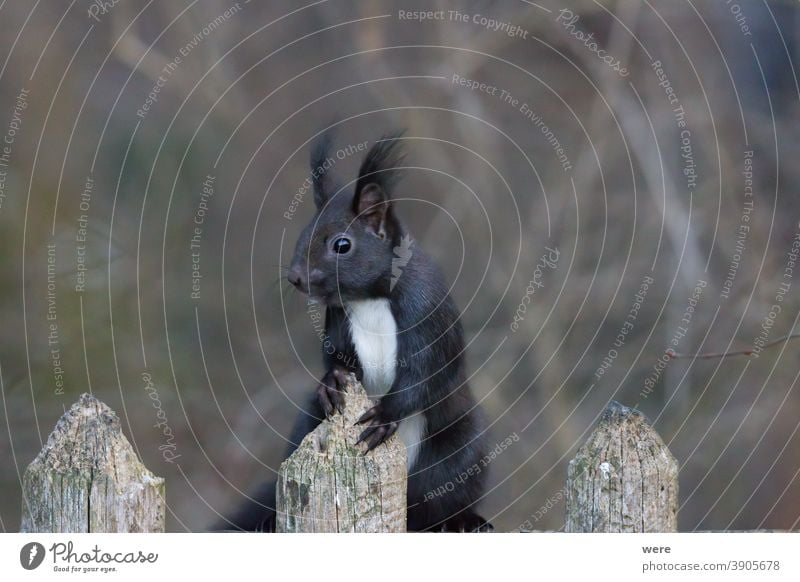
[276,375,407,532]
[565,401,678,532]
[20,393,165,533]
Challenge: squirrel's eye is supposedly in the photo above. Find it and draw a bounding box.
[331,236,352,254]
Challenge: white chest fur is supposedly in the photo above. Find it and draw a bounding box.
[344,298,425,468]
[345,299,398,398]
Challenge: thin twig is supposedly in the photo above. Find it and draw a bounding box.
[669,333,800,360]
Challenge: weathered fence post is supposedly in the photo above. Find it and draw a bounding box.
[20,393,165,533]
[565,401,678,532]
[276,375,407,532]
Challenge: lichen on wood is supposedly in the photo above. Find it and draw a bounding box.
[565,401,678,532]
[276,375,407,532]
[20,393,165,533]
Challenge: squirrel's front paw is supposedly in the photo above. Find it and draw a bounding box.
[316,366,349,418]
[355,402,399,453]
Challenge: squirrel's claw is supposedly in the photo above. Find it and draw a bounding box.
[356,420,398,453]
[356,404,381,425]
[316,367,348,418]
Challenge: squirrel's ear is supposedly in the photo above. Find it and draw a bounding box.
[353,183,389,238]
[352,134,404,236]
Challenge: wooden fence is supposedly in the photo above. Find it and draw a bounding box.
[19,381,677,533]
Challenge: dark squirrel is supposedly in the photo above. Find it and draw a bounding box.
[224,134,491,532]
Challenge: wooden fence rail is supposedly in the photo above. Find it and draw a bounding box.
[19,388,677,533]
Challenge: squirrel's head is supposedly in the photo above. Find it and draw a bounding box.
[288,133,406,305]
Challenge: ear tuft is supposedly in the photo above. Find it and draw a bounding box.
[354,131,406,199]
[310,132,335,210]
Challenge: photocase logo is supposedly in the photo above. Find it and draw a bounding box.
[19,542,46,570]
[391,234,413,291]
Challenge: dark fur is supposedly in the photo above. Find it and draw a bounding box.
[223,135,490,532]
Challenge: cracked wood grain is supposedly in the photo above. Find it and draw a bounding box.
[276,375,407,532]
[20,393,165,533]
[565,401,678,532]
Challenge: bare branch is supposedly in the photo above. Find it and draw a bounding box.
[669,332,800,360]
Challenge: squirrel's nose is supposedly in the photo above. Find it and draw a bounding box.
[287,266,304,288]
[288,267,324,290]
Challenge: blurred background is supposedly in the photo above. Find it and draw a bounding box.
[1,0,799,532]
